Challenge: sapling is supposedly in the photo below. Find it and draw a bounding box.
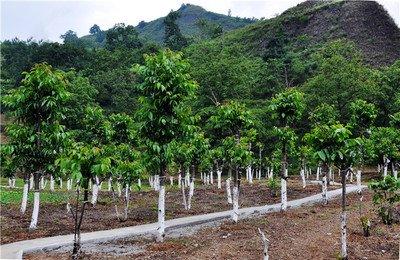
[270,89,305,211]
[133,50,197,241]
[2,63,70,229]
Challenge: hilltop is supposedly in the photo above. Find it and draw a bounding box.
[219,0,400,67]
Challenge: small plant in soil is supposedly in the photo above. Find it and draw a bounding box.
[369,175,400,225]
[267,177,280,197]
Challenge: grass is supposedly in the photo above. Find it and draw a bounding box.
[0,188,71,205]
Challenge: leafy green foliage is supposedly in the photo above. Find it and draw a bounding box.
[133,49,197,172]
[105,23,142,51]
[369,176,400,224]
[2,63,70,175]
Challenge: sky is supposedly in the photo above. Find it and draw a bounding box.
[1,0,399,43]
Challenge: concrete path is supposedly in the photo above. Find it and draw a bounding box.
[0,185,364,259]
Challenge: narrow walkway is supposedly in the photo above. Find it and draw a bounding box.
[0,185,364,259]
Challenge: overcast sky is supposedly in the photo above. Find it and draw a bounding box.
[1,0,399,43]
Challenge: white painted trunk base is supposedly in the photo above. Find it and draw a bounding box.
[188,180,195,210]
[217,170,222,189]
[21,183,29,214]
[300,169,306,188]
[232,185,239,222]
[178,174,181,188]
[356,170,362,193]
[29,192,40,229]
[50,175,54,191]
[91,183,99,205]
[138,179,141,188]
[226,179,232,204]
[157,185,166,242]
[281,177,287,211]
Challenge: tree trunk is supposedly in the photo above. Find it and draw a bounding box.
[178,174,181,188]
[67,178,72,191]
[170,176,173,186]
[226,178,232,204]
[21,178,29,214]
[300,168,306,188]
[322,164,328,204]
[316,166,320,181]
[29,172,41,229]
[356,170,362,193]
[340,169,348,259]
[383,156,388,178]
[50,175,55,191]
[123,183,130,220]
[281,146,288,211]
[157,165,166,242]
[138,178,141,188]
[29,174,34,190]
[217,169,222,189]
[91,178,99,206]
[181,170,188,210]
[188,172,195,210]
[117,182,122,197]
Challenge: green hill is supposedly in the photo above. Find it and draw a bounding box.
[80,3,255,46]
[214,0,400,67]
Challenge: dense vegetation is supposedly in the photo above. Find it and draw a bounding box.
[1,1,399,258]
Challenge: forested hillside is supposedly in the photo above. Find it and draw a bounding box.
[80,3,255,47]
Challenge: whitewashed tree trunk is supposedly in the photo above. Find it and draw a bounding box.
[281,178,287,211]
[316,167,320,180]
[149,176,154,188]
[350,170,354,183]
[8,178,12,188]
[300,168,306,188]
[328,167,332,184]
[394,169,398,179]
[155,175,160,191]
[232,184,239,222]
[40,176,44,190]
[306,167,309,179]
[248,166,253,184]
[21,181,29,214]
[356,170,362,192]
[206,173,210,185]
[383,156,388,177]
[169,176,173,186]
[340,212,347,259]
[124,184,130,220]
[157,184,165,242]
[188,178,195,210]
[181,179,188,210]
[89,180,92,190]
[258,228,269,260]
[117,182,122,197]
[377,164,381,173]
[67,178,72,191]
[137,178,141,188]
[29,192,40,229]
[226,178,232,204]
[91,180,99,205]
[59,178,63,189]
[217,170,222,189]
[185,171,190,187]
[50,175,55,191]
[258,169,262,180]
[322,175,328,204]
[178,174,181,188]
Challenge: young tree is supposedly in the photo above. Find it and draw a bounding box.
[269,89,305,211]
[307,123,355,259]
[2,63,69,229]
[208,101,254,222]
[133,50,197,241]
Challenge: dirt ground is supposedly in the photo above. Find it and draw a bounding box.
[25,192,400,260]
[1,178,326,244]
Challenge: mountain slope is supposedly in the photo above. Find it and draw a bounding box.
[136,4,254,43]
[81,4,255,46]
[220,0,400,67]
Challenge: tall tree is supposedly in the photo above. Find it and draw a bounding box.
[164,10,187,51]
[105,23,142,51]
[133,50,197,241]
[269,89,305,211]
[2,63,70,229]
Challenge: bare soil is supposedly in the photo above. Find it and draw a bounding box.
[25,192,400,260]
[1,178,325,244]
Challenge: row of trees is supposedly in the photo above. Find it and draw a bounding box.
[2,48,399,258]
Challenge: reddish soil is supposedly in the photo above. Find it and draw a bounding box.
[25,192,400,259]
[1,178,325,244]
